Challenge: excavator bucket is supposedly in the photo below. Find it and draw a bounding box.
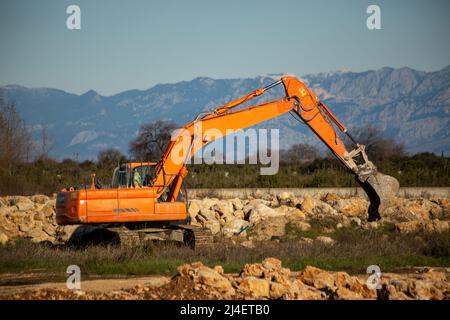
[356,172,400,221]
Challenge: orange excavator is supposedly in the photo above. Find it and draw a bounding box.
[56,76,399,247]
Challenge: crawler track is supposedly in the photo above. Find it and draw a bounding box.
[109,225,213,249]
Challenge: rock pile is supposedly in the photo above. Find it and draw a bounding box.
[1,192,449,245]
[188,193,450,241]
[3,258,449,300]
[0,195,75,244]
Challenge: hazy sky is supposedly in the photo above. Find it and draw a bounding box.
[1,0,449,95]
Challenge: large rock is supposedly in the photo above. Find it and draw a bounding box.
[332,198,368,216]
[41,203,55,217]
[275,206,306,220]
[30,195,50,204]
[15,201,34,212]
[286,280,326,300]
[299,266,335,290]
[229,198,243,211]
[301,196,337,215]
[196,208,216,223]
[188,200,201,220]
[300,196,317,214]
[395,220,450,233]
[212,200,234,216]
[233,209,245,220]
[176,262,235,298]
[249,216,287,241]
[203,219,221,235]
[222,219,249,237]
[248,204,284,224]
[242,199,271,215]
[269,281,288,299]
[200,198,220,210]
[277,191,294,205]
[238,277,270,298]
[25,229,51,243]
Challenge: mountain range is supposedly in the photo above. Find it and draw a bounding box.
[1,65,449,160]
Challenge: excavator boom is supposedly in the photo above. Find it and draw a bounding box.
[155,76,399,221]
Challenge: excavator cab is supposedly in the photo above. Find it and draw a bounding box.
[111,162,157,188]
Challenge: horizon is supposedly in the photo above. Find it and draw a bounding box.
[2,64,449,97]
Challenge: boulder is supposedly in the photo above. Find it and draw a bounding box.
[233,209,245,220]
[286,280,326,300]
[248,204,284,224]
[30,195,50,204]
[222,219,249,237]
[321,192,340,203]
[299,266,335,290]
[176,262,235,298]
[277,191,294,205]
[395,220,450,233]
[241,263,265,278]
[15,202,34,212]
[41,203,55,217]
[269,281,288,299]
[200,198,219,210]
[301,196,337,215]
[33,211,46,222]
[196,208,216,223]
[203,219,221,235]
[276,206,306,220]
[242,199,271,215]
[25,229,51,243]
[238,277,270,298]
[300,196,317,214]
[334,287,364,300]
[212,200,234,216]
[229,198,243,211]
[262,257,283,271]
[249,216,287,241]
[332,198,368,216]
[188,200,201,220]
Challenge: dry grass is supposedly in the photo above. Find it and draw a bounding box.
[1,227,449,279]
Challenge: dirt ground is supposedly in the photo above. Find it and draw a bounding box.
[0,273,170,295]
[1,267,449,300]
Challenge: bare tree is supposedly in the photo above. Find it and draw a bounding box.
[36,123,55,160]
[350,125,405,161]
[129,120,179,161]
[0,100,33,174]
[97,147,127,166]
[280,143,321,164]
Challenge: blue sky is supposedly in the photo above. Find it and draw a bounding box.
[1,0,449,95]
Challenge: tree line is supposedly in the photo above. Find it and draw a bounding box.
[0,97,448,195]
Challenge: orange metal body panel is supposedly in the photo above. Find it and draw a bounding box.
[56,188,187,225]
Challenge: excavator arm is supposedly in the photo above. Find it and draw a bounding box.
[153,76,399,221]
